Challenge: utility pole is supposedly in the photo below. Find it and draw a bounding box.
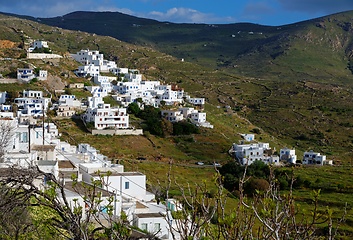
[42,103,45,146]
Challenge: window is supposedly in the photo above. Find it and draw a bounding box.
[141,223,148,231]
[154,223,161,232]
[20,132,28,143]
[125,182,129,189]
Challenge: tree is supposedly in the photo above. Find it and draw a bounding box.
[0,119,16,162]
[0,180,37,239]
[0,167,131,240]
[127,102,140,115]
[164,163,218,240]
[162,163,346,240]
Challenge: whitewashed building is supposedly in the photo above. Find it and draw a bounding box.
[76,64,100,77]
[161,110,184,122]
[232,142,271,165]
[23,90,43,98]
[241,134,255,142]
[17,68,35,82]
[186,97,205,106]
[83,102,129,130]
[32,40,48,49]
[38,70,48,80]
[302,150,326,165]
[58,95,81,108]
[72,50,117,76]
[28,40,49,52]
[280,148,297,164]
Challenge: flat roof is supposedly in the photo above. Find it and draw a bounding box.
[136,201,148,209]
[136,213,164,218]
[64,181,114,197]
[58,160,76,169]
[37,160,57,166]
[32,145,56,151]
[91,171,143,177]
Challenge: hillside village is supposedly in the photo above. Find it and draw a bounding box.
[0,38,336,238]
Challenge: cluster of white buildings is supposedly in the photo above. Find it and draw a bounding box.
[17,68,47,82]
[0,101,178,239]
[72,49,118,77]
[71,49,212,129]
[231,134,330,166]
[14,90,51,118]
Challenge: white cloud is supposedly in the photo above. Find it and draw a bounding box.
[1,1,235,24]
[145,7,235,23]
[1,0,121,17]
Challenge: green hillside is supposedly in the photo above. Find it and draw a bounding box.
[2,11,353,237]
[2,11,353,162]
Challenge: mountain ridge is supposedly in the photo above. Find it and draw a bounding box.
[18,10,353,82]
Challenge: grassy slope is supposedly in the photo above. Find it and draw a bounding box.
[0,12,353,237]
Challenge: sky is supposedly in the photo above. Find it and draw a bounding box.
[2,0,353,26]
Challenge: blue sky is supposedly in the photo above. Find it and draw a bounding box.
[2,0,353,26]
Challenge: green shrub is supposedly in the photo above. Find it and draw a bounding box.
[173,121,200,135]
[244,178,270,195]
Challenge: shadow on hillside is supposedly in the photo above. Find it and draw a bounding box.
[72,115,91,133]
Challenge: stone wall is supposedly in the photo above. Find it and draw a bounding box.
[92,129,143,136]
[27,53,63,59]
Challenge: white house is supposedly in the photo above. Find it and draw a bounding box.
[134,213,170,239]
[110,67,129,76]
[241,134,255,142]
[83,102,129,130]
[32,40,48,49]
[56,106,76,117]
[87,96,104,108]
[189,110,213,128]
[232,142,271,165]
[23,90,43,98]
[93,75,116,85]
[28,40,49,52]
[62,181,121,220]
[58,95,81,108]
[280,148,297,164]
[17,102,44,118]
[0,118,60,167]
[0,105,12,112]
[161,110,184,122]
[76,64,100,77]
[186,97,205,106]
[302,150,326,165]
[72,49,117,76]
[38,70,48,80]
[140,80,160,91]
[160,107,213,128]
[85,85,110,98]
[15,95,51,118]
[179,107,195,119]
[17,68,35,82]
[77,143,110,163]
[72,49,103,66]
[190,112,206,124]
